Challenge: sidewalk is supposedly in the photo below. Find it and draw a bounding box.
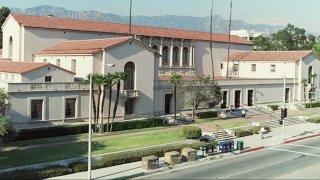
[52,122,320,180]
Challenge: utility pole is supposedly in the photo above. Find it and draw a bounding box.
[129,0,133,36]
[282,75,286,141]
[209,0,215,80]
[226,0,233,79]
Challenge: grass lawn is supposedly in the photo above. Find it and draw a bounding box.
[0,129,184,170]
[219,120,249,129]
[6,126,166,147]
[194,118,221,124]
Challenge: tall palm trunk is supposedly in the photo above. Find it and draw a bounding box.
[91,83,97,133]
[100,85,107,133]
[209,0,215,79]
[173,84,177,121]
[95,86,102,133]
[304,86,307,108]
[107,84,112,132]
[111,80,121,132]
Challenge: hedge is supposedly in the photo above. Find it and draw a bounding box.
[196,111,219,119]
[0,141,214,179]
[267,105,279,111]
[234,129,253,137]
[305,102,320,108]
[15,118,164,141]
[182,126,202,139]
[306,118,320,124]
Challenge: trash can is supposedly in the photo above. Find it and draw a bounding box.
[219,141,225,152]
[230,140,234,150]
[164,151,181,166]
[237,141,244,150]
[181,148,197,161]
[225,141,231,151]
[142,155,159,170]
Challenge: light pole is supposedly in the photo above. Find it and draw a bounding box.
[88,63,115,180]
[282,74,286,141]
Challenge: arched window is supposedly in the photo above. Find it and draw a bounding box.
[183,47,189,66]
[152,45,158,52]
[173,47,179,66]
[308,66,313,84]
[9,36,13,58]
[124,62,135,90]
[162,46,169,65]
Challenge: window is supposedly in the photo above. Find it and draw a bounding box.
[221,63,224,69]
[270,64,276,72]
[162,46,169,65]
[65,98,76,118]
[183,47,189,66]
[43,59,47,63]
[45,76,52,82]
[233,64,239,72]
[56,59,60,67]
[285,88,290,103]
[173,47,179,66]
[31,100,43,120]
[308,66,313,83]
[251,64,256,72]
[9,36,13,58]
[71,59,76,73]
[124,62,135,90]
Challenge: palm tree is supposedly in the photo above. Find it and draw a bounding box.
[310,73,318,108]
[100,73,114,133]
[168,72,182,122]
[301,78,308,108]
[86,73,101,133]
[110,72,127,132]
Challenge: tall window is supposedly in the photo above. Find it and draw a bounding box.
[251,64,256,72]
[173,47,179,66]
[65,98,76,118]
[9,36,13,58]
[221,63,224,69]
[71,59,76,73]
[31,100,43,120]
[270,64,276,72]
[45,76,52,82]
[124,62,135,90]
[56,59,61,67]
[183,47,189,66]
[162,46,169,65]
[308,66,313,83]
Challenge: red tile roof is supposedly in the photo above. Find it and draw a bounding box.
[223,50,313,62]
[11,14,253,45]
[0,61,75,74]
[36,37,133,54]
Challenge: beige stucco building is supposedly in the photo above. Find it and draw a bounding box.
[0,13,319,127]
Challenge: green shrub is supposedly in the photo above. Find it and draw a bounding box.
[0,116,17,143]
[182,126,202,139]
[15,118,164,141]
[306,118,320,124]
[104,118,163,132]
[234,129,253,137]
[267,105,279,111]
[250,126,262,134]
[196,111,219,119]
[305,102,320,108]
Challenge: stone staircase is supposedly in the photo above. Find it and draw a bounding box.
[213,131,235,141]
[246,106,272,116]
[260,117,306,129]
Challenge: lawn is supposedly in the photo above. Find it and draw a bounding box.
[6,126,166,147]
[0,129,184,170]
[194,118,221,124]
[218,120,249,129]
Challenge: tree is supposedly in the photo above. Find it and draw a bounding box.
[168,72,182,122]
[313,36,320,57]
[0,7,10,49]
[301,79,308,107]
[110,72,127,132]
[253,24,316,51]
[100,73,115,133]
[0,88,10,116]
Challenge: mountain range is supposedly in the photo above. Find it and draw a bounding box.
[10,5,284,34]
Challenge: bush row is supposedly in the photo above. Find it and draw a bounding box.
[306,118,320,124]
[15,118,164,141]
[196,111,219,119]
[234,126,271,137]
[305,102,320,108]
[0,141,213,179]
[182,126,202,139]
[267,105,279,111]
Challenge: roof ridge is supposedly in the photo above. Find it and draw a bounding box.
[62,36,132,43]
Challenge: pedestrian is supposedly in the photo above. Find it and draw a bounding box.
[260,127,265,139]
[241,108,246,118]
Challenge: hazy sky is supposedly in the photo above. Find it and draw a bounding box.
[1,0,319,33]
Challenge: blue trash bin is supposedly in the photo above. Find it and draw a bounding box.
[230,140,234,150]
[225,141,231,151]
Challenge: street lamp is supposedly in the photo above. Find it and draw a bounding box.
[88,63,115,180]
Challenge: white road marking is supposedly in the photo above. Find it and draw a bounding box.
[218,157,296,179]
[268,147,320,157]
[283,144,320,150]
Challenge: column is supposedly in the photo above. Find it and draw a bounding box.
[149,37,153,47]
[180,40,184,67]
[169,39,174,67]
[189,45,193,67]
[159,38,163,67]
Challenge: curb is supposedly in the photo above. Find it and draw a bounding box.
[284,133,320,143]
[240,146,265,154]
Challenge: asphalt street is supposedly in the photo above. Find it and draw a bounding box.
[143,136,320,179]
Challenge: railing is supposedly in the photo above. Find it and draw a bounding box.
[158,66,196,77]
[123,90,139,98]
[7,83,90,92]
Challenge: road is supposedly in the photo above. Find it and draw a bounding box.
[143,136,320,179]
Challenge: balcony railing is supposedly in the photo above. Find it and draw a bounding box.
[123,90,139,98]
[7,83,90,92]
[159,66,196,77]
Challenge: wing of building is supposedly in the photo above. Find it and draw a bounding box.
[0,13,319,128]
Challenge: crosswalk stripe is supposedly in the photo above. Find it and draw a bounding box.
[283,144,320,150]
